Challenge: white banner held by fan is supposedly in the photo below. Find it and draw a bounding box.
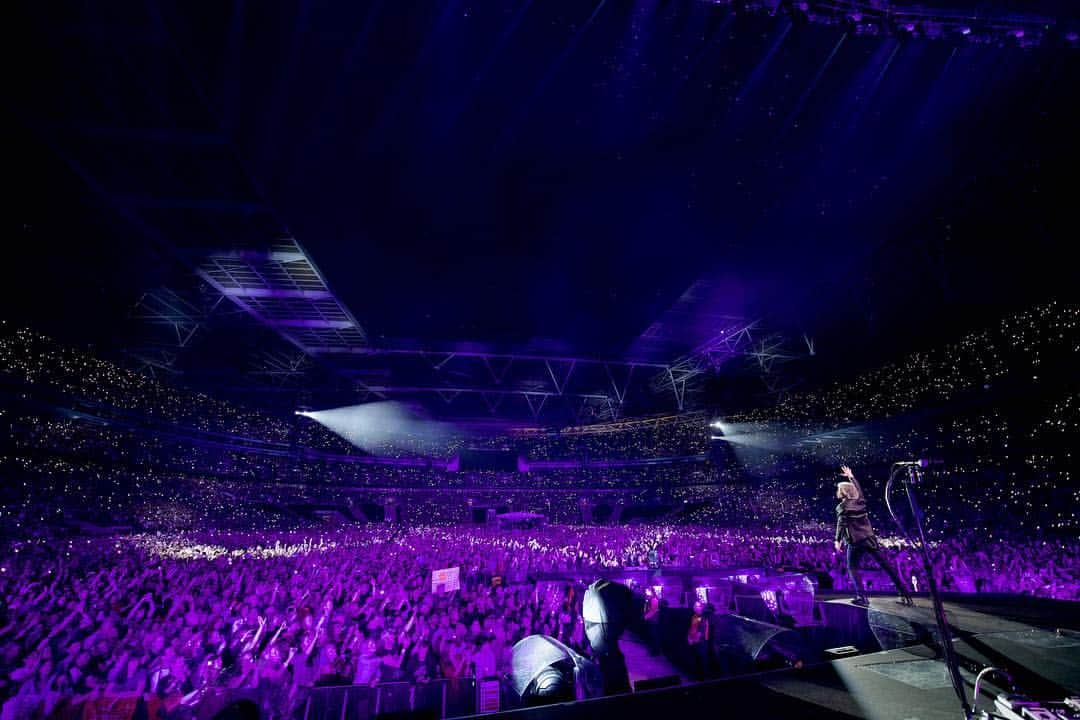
[432,566,460,593]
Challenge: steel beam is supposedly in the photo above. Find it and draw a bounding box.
[354,385,611,401]
[360,347,667,369]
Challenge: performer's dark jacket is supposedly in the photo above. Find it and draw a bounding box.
[835,478,877,546]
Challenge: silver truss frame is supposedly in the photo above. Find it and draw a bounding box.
[342,352,667,421]
[20,5,806,421]
[650,320,758,410]
[124,286,228,378]
[248,349,315,386]
[195,239,368,355]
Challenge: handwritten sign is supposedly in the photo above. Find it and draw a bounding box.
[432,566,460,593]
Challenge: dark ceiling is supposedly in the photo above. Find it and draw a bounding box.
[6,0,1078,416]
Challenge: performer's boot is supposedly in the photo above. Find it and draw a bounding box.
[873,551,913,606]
[849,568,870,606]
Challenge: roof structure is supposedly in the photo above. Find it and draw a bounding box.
[196,240,368,355]
[189,243,766,421]
[19,0,1069,420]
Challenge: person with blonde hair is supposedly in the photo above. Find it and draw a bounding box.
[834,466,913,607]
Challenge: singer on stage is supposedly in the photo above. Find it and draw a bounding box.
[834,465,913,606]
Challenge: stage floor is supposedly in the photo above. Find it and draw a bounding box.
[760,596,1080,720]
[621,633,688,689]
[492,596,1080,720]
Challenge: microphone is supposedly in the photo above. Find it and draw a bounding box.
[892,459,944,468]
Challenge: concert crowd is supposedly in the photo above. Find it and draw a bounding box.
[1,304,1078,718]
[2,523,1078,719]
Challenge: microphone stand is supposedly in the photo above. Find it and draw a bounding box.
[885,462,973,720]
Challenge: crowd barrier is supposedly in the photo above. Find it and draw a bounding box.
[294,677,505,720]
[0,691,177,720]
[0,679,505,720]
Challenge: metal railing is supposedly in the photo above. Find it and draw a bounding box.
[296,677,506,720]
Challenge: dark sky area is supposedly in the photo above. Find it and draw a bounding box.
[5,0,1077,415]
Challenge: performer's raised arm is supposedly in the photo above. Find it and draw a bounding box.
[834,465,912,607]
[840,465,862,498]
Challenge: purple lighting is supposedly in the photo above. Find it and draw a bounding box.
[0,0,1076,696]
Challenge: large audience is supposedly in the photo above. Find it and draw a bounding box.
[1,304,1078,718]
[1,524,1077,719]
[513,413,710,461]
[733,302,1077,425]
[0,326,333,450]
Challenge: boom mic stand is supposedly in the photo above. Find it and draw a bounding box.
[885,461,973,720]
[883,463,1080,720]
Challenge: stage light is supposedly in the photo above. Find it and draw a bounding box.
[510,613,625,703]
[510,635,602,704]
[582,580,634,654]
[294,401,463,456]
[711,615,806,670]
[582,580,635,695]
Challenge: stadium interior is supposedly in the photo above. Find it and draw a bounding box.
[3,1,1079,720]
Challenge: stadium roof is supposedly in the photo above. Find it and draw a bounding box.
[196,240,368,354]
[8,0,1078,421]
